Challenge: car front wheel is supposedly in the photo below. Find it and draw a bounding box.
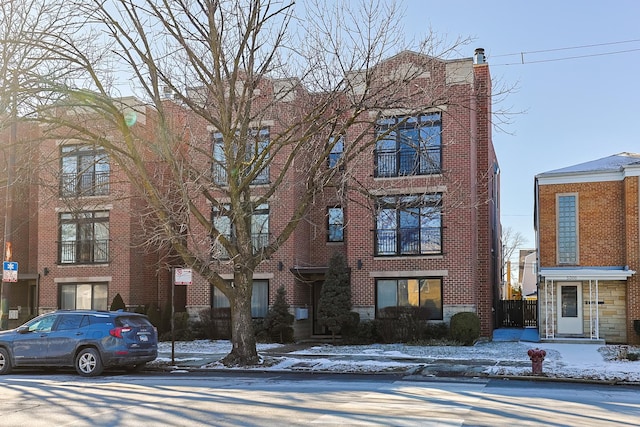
[75,348,103,377]
[0,347,12,375]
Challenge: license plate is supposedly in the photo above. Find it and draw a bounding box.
[138,334,148,342]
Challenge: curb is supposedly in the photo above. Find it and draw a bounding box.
[148,361,640,386]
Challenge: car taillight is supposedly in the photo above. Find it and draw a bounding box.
[109,326,132,338]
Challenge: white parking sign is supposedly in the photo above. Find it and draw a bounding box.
[174,268,192,285]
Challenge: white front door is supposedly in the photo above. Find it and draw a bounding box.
[557,282,583,335]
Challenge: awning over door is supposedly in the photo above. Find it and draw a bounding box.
[539,266,635,281]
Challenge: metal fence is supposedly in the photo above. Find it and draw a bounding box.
[496,300,537,328]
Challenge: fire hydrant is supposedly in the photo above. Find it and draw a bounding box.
[528,348,546,375]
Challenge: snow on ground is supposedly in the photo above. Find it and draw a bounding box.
[154,340,640,382]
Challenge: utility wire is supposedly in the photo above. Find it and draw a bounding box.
[488,39,640,66]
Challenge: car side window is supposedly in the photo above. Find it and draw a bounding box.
[29,315,56,332]
[56,314,84,331]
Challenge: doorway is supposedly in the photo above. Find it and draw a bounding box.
[312,281,329,335]
[557,282,583,335]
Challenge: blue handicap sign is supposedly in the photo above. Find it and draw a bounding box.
[3,261,17,271]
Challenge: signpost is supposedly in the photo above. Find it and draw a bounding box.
[171,268,192,363]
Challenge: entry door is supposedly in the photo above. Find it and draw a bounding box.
[312,281,328,335]
[557,282,583,334]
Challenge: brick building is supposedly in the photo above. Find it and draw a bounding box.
[1,49,500,339]
[185,48,500,339]
[0,99,177,328]
[535,153,640,344]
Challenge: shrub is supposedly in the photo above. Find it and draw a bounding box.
[317,252,351,343]
[190,308,224,339]
[342,315,378,345]
[263,286,295,343]
[449,311,481,345]
[423,322,449,340]
[373,307,429,343]
[110,293,126,311]
[146,303,162,330]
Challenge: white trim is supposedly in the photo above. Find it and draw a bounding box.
[217,273,274,281]
[54,276,112,283]
[536,170,622,185]
[369,270,448,278]
[540,268,635,281]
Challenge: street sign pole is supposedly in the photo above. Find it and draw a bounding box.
[171,267,175,365]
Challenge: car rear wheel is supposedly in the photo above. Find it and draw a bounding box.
[75,348,103,377]
[0,348,12,375]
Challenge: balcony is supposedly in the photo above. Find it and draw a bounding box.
[59,239,110,264]
[60,171,110,197]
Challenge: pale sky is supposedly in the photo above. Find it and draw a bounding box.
[399,0,640,252]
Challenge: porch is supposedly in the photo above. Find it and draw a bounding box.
[539,267,635,343]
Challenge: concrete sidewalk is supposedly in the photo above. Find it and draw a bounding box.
[154,334,637,384]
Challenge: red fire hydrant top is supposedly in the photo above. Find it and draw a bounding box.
[528,348,546,375]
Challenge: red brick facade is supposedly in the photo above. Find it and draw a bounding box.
[1,51,500,339]
[536,154,640,344]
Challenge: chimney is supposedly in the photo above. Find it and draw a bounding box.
[474,48,486,65]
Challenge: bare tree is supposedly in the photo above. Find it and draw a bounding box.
[501,226,528,284]
[15,0,505,365]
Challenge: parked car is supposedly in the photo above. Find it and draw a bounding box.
[0,310,157,376]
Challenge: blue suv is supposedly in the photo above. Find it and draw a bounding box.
[0,310,158,376]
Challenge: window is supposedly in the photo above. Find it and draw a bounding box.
[328,135,344,168]
[327,207,344,242]
[557,194,578,264]
[375,194,442,256]
[59,211,109,264]
[375,113,441,177]
[211,203,270,258]
[212,280,269,318]
[59,283,108,310]
[376,278,443,320]
[27,314,57,332]
[57,314,88,331]
[60,144,109,196]
[212,128,270,185]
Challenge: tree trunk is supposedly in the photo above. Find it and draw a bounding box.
[220,272,259,366]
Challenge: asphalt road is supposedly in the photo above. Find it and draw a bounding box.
[0,371,638,426]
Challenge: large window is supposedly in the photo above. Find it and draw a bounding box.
[327,207,344,242]
[212,280,269,318]
[211,203,270,258]
[59,211,109,264]
[60,283,108,310]
[60,144,109,196]
[557,194,578,264]
[376,278,443,320]
[375,113,441,177]
[375,194,442,256]
[212,128,270,185]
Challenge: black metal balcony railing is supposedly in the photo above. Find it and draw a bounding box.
[375,149,441,177]
[375,227,441,256]
[60,171,110,197]
[59,239,109,264]
[211,232,271,259]
[212,163,269,185]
